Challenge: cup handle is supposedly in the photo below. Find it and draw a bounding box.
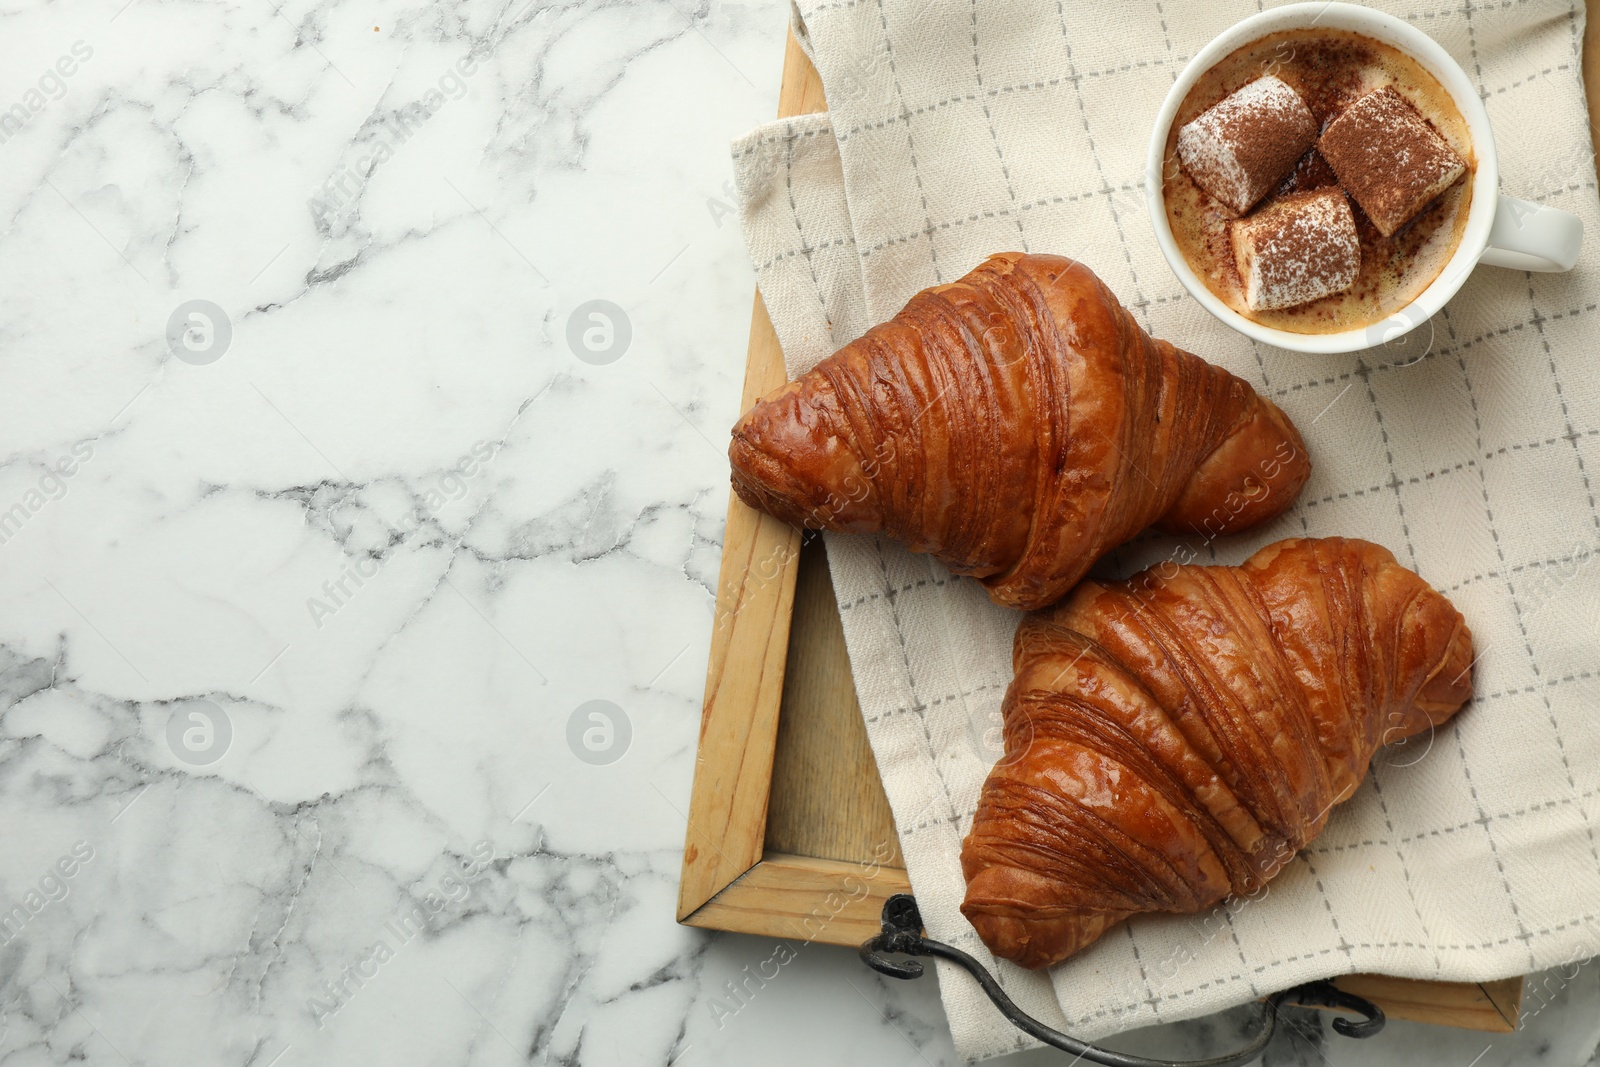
[1479,195,1583,272]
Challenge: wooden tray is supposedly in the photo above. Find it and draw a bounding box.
[669,22,1600,1034]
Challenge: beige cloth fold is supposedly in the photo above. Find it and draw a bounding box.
[731,1,1600,1059]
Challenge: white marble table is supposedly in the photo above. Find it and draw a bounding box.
[0,1,1597,1064]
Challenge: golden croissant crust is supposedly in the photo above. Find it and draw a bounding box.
[730,253,1311,610]
[960,537,1474,969]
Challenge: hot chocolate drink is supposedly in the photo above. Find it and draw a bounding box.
[1162,29,1475,334]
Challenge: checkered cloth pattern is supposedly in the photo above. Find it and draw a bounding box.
[730,0,1600,1059]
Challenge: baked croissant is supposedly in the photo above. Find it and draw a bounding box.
[960,537,1473,969]
[730,253,1311,610]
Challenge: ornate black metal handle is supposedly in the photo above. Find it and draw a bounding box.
[858,894,1384,1067]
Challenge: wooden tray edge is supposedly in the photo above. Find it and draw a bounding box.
[675,31,828,923]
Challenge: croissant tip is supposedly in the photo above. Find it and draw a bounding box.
[1419,616,1475,714]
[960,901,1128,970]
[959,906,1049,970]
[728,384,889,534]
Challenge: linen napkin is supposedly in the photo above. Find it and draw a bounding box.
[731,0,1600,1059]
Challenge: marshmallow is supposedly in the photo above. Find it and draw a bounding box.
[1231,188,1361,311]
[1177,76,1318,215]
[1317,86,1468,237]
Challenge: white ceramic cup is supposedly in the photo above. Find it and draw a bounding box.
[1145,2,1584,355]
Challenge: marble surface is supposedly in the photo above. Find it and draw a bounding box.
[0,0,1596,1064]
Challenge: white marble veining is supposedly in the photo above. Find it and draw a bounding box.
[0,0,1596,1064]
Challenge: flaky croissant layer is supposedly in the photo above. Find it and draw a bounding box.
[960,537,1473,969]
[730,253,1311,610]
